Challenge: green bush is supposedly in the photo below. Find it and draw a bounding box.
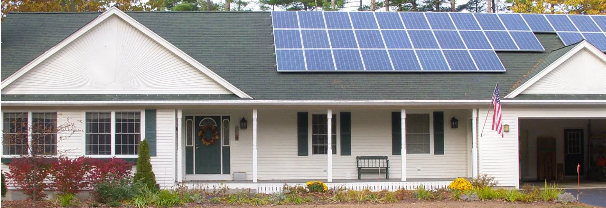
[92,178,142,203]
[1,172,6,197]
[134,139,157,191]
[155,190,182,207]
[470,174,498,188]
[416,185,433,200]
[504,189,523,202]
[475,187,498,200]
[540,181,562,202]
[55,193,78,207]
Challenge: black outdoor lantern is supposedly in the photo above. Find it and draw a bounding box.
[240,117,248,130]
[451,117,459,129]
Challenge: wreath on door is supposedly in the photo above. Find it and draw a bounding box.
[198,125,220,146]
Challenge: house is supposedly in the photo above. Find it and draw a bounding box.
[2,8,606,192]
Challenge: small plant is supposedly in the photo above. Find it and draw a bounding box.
[155,189,183,207]
[55,193,79,207]
[382,191,398,203]
[107,200,122,207]
[90,201,99,207]
[475,187,498,200]
[92,178,142,203]
[394,189,415,200]
[269,192,287,204]
[88,158,132,185]
[134,139,157,191]
[416,185,433,200]
[540,180,562,202]
[1,172,6,197]
[331,190,350,202]
[470,174,498,189]
[210,196,222,204]
[448,178,473,191]
[504,189,523,202]
[305,181,327,193]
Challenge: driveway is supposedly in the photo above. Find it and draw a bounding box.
[565,188,606,208]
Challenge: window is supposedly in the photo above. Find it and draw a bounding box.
[406,114,430,154]
[312,114,336,155]
[86,111,142,156]
[3,112,28,155]
[32,112,58,155]
[115,112,141,155]
[222,119,230,146]
[3,112,58,156]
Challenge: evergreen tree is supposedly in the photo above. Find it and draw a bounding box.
[134,139,157,191]
[1,172,6,197]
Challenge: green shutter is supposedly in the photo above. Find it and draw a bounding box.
[297,112,308,156]
[145,109,157,156]
[340,112,351,156]
[433,111,445,155]
[392,112,401,155]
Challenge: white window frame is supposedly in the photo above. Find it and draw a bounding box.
[2,111,58,157]
[405,112,434,155]
[84,110,145,158]
[309,112,338,156]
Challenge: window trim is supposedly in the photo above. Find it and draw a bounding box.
[2,111,58,157]
[84,110,145,158]
[405,112,434,155]
[309,112,339,156]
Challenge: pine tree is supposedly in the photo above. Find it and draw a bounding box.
[1,172,6,197]
[134,139,157,190]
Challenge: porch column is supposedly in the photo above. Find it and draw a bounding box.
[253,109,258,183]
[327,110,333,182]
[472,108,479,178]
[176,110,183,183]
[401,109,406,181]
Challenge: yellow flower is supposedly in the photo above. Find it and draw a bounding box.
[448,178,473,191]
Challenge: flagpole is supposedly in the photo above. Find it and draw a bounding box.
[480,83,498,137]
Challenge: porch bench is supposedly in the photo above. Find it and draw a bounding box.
[356,156,389,180]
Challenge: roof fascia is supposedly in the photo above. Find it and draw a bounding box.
[0,8,252,99]
[505,41,606,98]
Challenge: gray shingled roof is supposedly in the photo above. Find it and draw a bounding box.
[2,11,604,102]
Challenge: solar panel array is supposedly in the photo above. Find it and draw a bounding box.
[272,11,606,72]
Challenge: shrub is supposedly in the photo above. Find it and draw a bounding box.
[416,185,433,200]
[1,172,6,197]
[504,189,523,202]
[6,157,53,200]
[92,178,142,203]
[55,193,79,207]
[470,174,498,188]
[306,181,327,193]
[540,181,562,202]
[50,156,90,195]
[134,139,157,190]
[382,191,398,203]
[448,178,473,191]
[155,189,183,207]
[88,158,132,185]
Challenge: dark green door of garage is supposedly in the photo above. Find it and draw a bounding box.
[194,116,222,174]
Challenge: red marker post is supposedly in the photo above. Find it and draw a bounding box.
[577,163,580,201]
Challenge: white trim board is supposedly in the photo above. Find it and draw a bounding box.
[0,8,251,99]
[505,40,606,99]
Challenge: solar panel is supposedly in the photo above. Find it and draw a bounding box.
[485,31,518,50]
[509,31,544,51]
[328,30,357,48]
[426,12,456,30]
[299,12,325,28]
[272,11,299,29]
[592,16,606,31]
[521,14,554,32]
[276,50,306,71]
[569,15,601,32]
[408,30,439,49]
[382,30,413,49]
[450,13,481,30]
[274,30,302,49]
[375,12,405,29]
[305,50,334,70]
[443,50,477,70]
[557,32,584,45]
[459,31,492,49]
[333,50,363,70]
[355,30,385,48]
[469,50,505,71]
[416,50,450,71]
[400,12,430,29]
[324,12,352,29]
[361,50,392,70]
[434,31,466,49]
[498,14,531,31]
[582,33,606,51]
[389,50,421,70]
[475,13,506,30]
[546,15,578,31]
[302,30,330,48]
[350,12,378,29]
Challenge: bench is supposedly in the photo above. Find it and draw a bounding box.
[356,156,389,180]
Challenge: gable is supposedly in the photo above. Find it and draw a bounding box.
[1,9,250,98]
[522,48,606,95]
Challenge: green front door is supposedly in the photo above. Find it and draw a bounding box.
[194,116,222,174]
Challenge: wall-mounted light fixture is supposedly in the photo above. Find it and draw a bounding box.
[451,117,459,128]
[504,124,510,133]
[240,117,248,130]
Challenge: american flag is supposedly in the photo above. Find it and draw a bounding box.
[491,84,504,137]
